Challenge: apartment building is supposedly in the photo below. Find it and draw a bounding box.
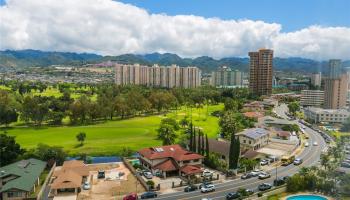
[115,64,201,88]
[310,72,322,88]
[324,59,348,109]
[210,66,243,87]
[249,49,273,96]
[300,90,324,107]
[304,107,350,123]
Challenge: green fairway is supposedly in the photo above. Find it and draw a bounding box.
[6,104,223,156]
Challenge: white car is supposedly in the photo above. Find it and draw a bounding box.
[143,171,153,179]
[304,142,309,147]
[313,142,318,146]
[201,184,215,193]
[202,170,213,177]
[250,169,263,177]
[82,181,91,190]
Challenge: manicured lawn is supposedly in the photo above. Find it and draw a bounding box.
[5,104,223,156]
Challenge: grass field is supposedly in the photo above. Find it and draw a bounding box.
[5,104,223,156]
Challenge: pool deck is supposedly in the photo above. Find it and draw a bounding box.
[282,193,333,200]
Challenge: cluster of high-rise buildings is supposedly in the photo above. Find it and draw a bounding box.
[114,64,201,88]
[209,66,244,87]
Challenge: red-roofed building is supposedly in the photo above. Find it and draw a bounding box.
[243,112,264,119]
[138,144,204,178]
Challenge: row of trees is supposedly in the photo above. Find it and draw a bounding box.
[2,83,259,126]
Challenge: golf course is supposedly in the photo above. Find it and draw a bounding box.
[5,104,223,155]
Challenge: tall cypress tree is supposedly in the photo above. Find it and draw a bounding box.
[193,128,196,153]
[197,129,201,154]
[201,132,205,155]
[205,133,209,157]
[229,133,240,169]
[189,123,193,151]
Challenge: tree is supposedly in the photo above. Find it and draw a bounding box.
[157,124,177,145]
[288,101,300,116]
[197,129,201,154]
[180,117,189,128]
[0,134,25,166]
[21,96,49,125]
[114,95,130,119]
[229,134,240,170]
[188,123,194,151]
[76,132,86,146]
[160,118,180,130]
[219,111,244,138]
[0,90,19,127]
[205,133,209,157]
[29,143,67,165]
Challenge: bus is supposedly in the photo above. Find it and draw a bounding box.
[281,155,295,166]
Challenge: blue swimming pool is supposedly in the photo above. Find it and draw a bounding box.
[286,195,327,200]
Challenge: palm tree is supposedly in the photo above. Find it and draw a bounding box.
[157,124,177,145]
[320,154,331,170]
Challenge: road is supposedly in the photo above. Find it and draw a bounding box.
[156,104,327,200]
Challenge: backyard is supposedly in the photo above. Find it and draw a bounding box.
[5,104,223,155]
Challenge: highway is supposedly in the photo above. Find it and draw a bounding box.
[156,104,327,200]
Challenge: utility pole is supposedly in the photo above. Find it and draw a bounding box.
[275,164,278,181]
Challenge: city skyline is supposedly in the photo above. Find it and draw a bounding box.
[0,0,349,60]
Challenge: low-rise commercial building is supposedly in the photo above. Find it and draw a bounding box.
[0,159,46,200]
[304,107,350,123]
[300,90,324,107]
[237,128,270,151]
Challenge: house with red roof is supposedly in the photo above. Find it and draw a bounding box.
[138,144,204,178]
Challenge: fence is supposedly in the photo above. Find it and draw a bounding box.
[37,162,56,200]
[122,157,149,191]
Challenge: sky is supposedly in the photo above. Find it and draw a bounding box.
[0,0,350,59]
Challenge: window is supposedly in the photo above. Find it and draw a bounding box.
[183,160,190,164]
[8,192,22,198]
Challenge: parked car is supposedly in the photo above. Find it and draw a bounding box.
[202,170,213,178]
[273,178,286,186]
[98,170,105,179]
[313,142,318,146]
[82,181,91,190]
[123,193,138,200]
[241,173,253,179]
[258,183,272,191]
[140,192,157,199]
[244,189,254,196]
[184,185,198,192]
[143,171,153,179]
[341,162,350,168]
[201,184,215,193]
[260,159,269,166]
[282,176,291,181]
[226,192,241,199]
[304,142,309,147]
[250,169,263,177]
[294,158,303,165]
[258,172,271,180]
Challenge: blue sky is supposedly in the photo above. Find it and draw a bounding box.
[118,0,350,32]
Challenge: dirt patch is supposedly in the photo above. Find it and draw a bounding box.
[87,163,120,171]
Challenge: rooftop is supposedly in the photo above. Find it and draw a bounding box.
[0,158,46,193]
[237,128,269,140]
[305,107,350,115]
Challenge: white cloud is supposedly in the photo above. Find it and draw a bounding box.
[0,0,350,60]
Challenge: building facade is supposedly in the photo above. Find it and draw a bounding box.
[249,49,273,96]
[210,66,243,87]
[237,128,270,151]
[304,107,350,124]
[115,64,201,88]
[310,72,322,88]
[324,59,348,109]
[300,90,324,107]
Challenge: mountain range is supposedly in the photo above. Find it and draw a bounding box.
[1,49,349,73]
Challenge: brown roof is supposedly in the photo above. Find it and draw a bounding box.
[154,159,177,172]
[51,160,89,190]
[243,112,264,119]
[242,149,259,159]
[277,131,291,138]
[180,165,202,175]
[207,138,230,157]
[51,170,82,189]
[138,144,203,162]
